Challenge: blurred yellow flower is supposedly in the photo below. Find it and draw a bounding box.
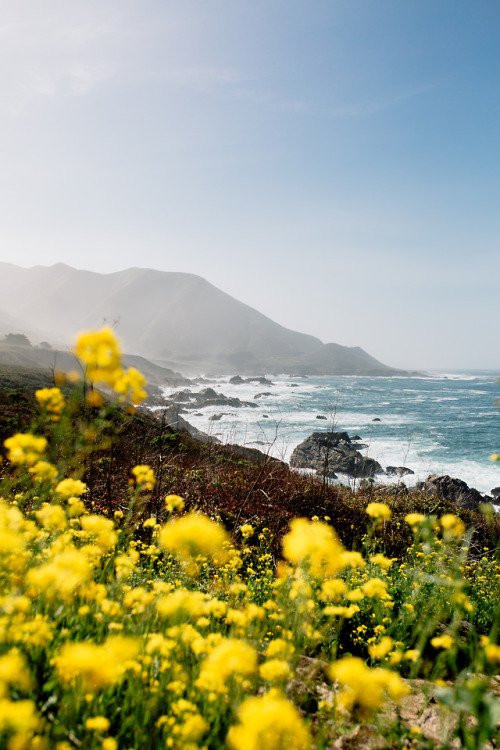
[35,387,65,418]
[366,503,391,521]
[74,327,122,386]
[4,433,47,466]
[132,465,155,491]
[159,512,230,567]
[227,689,311,750]
[55,478,87,499]
[282,518,345,578]
[164,494,185,513]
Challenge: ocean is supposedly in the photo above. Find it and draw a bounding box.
[160,371,500,497]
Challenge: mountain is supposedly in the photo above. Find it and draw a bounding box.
[0,263,413,376]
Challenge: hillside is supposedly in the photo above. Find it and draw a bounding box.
[0,262,414,376]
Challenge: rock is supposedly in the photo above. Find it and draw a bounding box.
[332,725,385,750]
[209,413,234,421]
[224,444,285,467]
[169,388,258,410]
[316,415,327,420]
[262,414,269,418]
[229,375,273,386]
[254,392,272,399]
[372,417,381,422]
[416,474,484,511]
[290,431,384,478]
[490,487,500,499]
[246,376,273,385]
[386,466,415,477]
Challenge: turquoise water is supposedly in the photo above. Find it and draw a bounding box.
[162,371,500,496]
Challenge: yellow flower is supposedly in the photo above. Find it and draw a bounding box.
[4,433,47,466]
[240,523,254,539]
[132,465,155,491]
[369,554,394,570]
[440,514,465,538]
[366,502,391,521]
[431,635,453,650]
[26,548,93,599]
[164,494,185,513]
[74,327,122,386]
[368,637,394,660]
[159,512,231,567]
[35,503,68,532]
[35,387,65,418]
[52,636,140,690]
[329,657,408,717]
[113,367,147,405]
[490,453,500,462]
[259,659,291,682]
[227,689,311,750]
[80,515,118,549]
[320,578,347,602]
[282,518,346,578]
[404,513,426,526]
[362,578,390,599]
[484,643,500,663]
[55,478,87,499]
[196,639,257,693]
[28,460,58,482]
[85,716,110,732]
[0,649,33,692]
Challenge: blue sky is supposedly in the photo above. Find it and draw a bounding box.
[1,0,499,369]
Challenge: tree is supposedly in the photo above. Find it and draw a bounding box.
[3,333,32,347]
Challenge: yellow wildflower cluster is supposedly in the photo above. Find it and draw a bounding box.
[73,326,148,404]
[35,387,65,419]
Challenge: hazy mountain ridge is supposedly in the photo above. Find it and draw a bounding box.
[0,263,414,376]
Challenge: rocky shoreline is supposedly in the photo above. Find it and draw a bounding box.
[155,379,500,513]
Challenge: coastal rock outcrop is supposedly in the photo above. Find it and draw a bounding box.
[168,387,257,410]
[290,431,384,479]
[416,474,484,511]
[386,466,415,477]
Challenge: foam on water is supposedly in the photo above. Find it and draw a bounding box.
[159,371,500,496]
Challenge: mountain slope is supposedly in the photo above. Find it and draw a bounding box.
[0,263,410,375]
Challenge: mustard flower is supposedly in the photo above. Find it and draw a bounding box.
[74,327,122,386]
[440,514,466,538]
[35,387,65,419]
[329,656,408,717]
[159,512,231,567]
[405,513,426,527]
[85,716,110,732]
[282,518,346,578]
[132,465,155,491]
[113,366,147,405]
[80,515,118,549]
[196,639,257,693]
[28,460,58,483]
[431,634,453,650]
[259,659,291,682]
[227,689,312,750]
[240,523,254,539]
[368,637,394,660]
[164,494,185,513]
[365,502,391,521]
[4,433,47,466]
[52,636,140,690]
[35,503,68,532]
[55,478,87,498]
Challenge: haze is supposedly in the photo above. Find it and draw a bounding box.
[0,1,499,371]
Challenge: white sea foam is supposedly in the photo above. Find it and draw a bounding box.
[158,372,500,497]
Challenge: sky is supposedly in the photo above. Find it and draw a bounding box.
[0,0,499,371]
